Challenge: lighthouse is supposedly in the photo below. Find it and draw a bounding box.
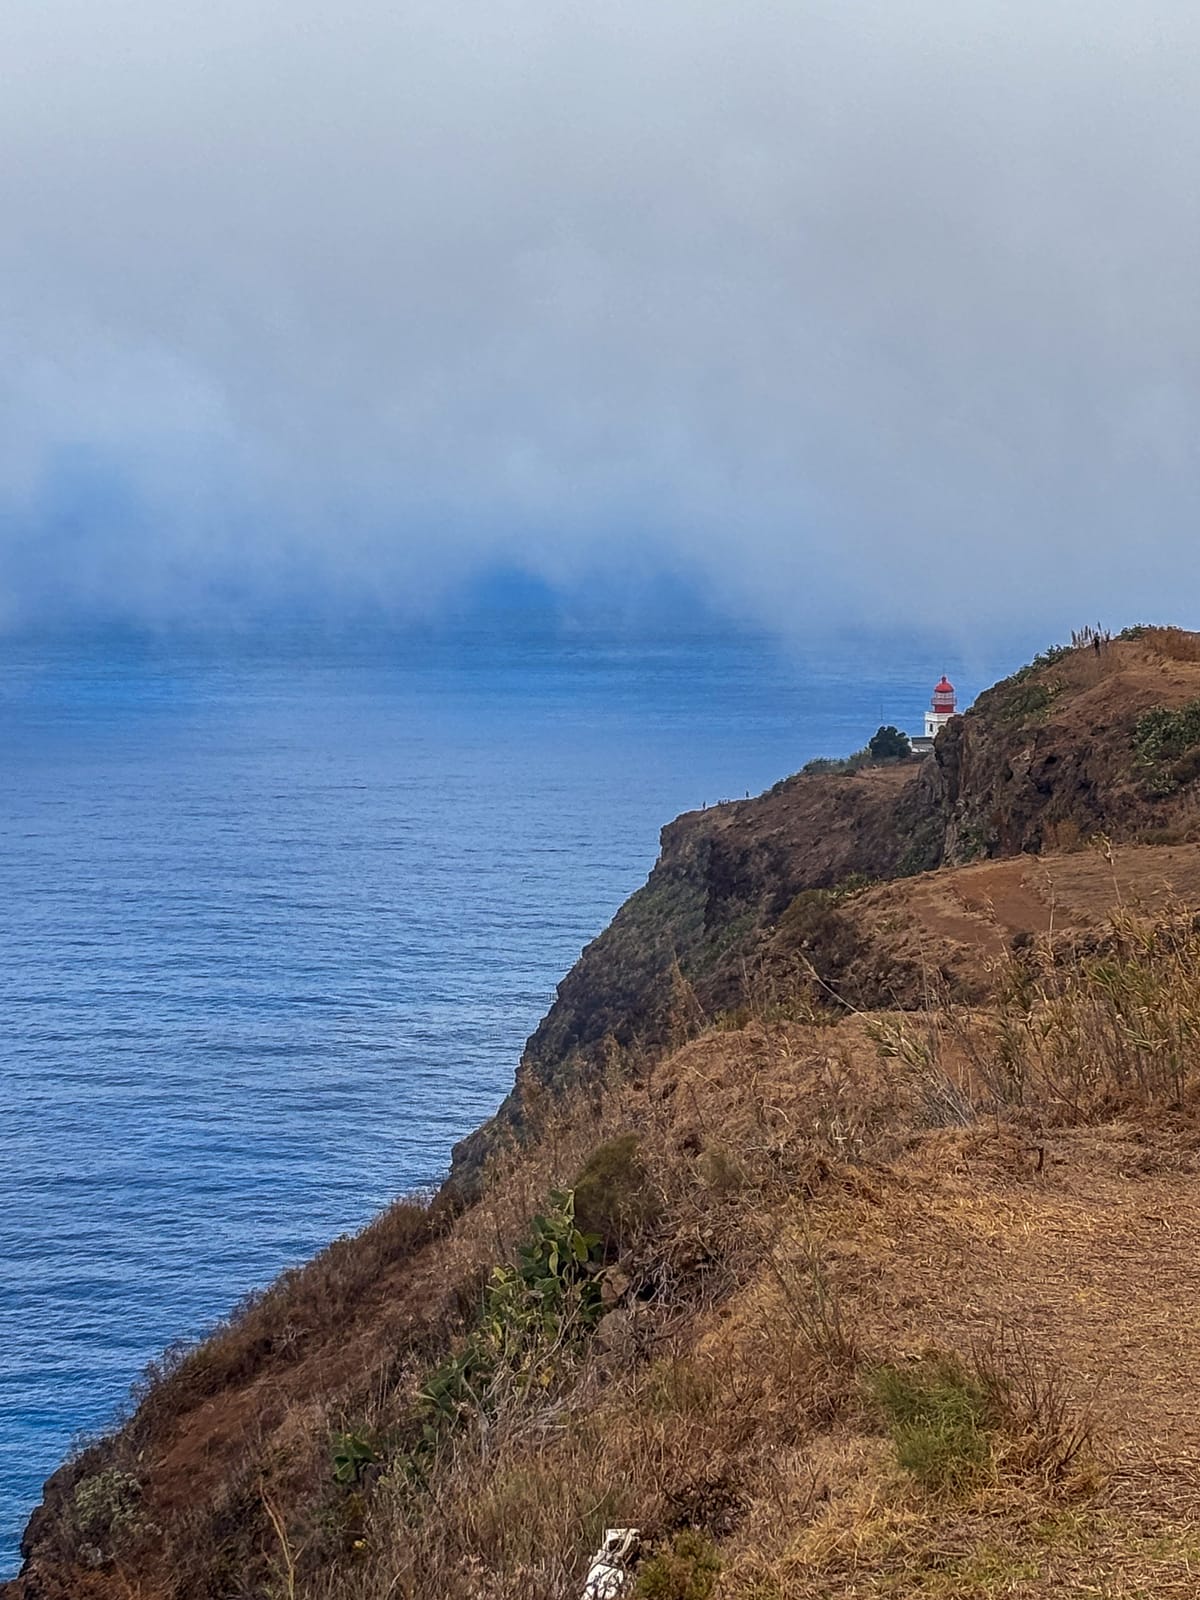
[925,676,957,740]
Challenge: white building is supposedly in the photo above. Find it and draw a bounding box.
[911,676,958,754]
[925,675,957,739]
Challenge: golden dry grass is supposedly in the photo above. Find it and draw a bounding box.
[15,913,1200,1600]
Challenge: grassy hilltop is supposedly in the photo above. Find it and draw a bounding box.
[11,624,1200,1600]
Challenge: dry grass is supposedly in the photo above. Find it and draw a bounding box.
[19,914,1200,1600]
[1140,625,1200,663]
[302,1257,860,1600]
[953,909,1200,1120]
[129,1196,441,1442]
[290,1157,1117,1600]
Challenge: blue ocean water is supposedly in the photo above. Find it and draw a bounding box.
[0,617,1017,1573]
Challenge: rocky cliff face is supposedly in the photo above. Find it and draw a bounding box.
[15,628,1200,1600]
[455,631,1200,1181]
[915,634,1200,858]
[450,762,921,1179]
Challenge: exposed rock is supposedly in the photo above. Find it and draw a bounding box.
[581,1528,639,1598]
[455,634,1200,1186]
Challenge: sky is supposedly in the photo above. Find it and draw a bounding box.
[2,0,1199,638]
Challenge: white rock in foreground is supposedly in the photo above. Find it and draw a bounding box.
[582,1527,640,1598]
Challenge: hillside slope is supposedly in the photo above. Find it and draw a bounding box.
[455,627,1200,1179]
[11,625,1200,1600]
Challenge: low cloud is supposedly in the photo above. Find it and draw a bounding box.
[2,0,1198,634]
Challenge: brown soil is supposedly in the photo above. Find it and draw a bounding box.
[839,1121,1200,1474]
[14,1007,1200,1599]
[833,842,1200,1002]
[704,1109,1200,1597]
[14,629,1200,1599]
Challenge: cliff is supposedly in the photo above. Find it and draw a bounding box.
[11,624,1200,1600]
[454,626,1200,1180]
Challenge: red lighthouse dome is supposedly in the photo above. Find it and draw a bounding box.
[932,676,956,713]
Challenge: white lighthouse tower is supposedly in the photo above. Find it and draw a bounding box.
[924,676,957,740]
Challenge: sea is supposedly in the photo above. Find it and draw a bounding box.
[0,610,1023,1573]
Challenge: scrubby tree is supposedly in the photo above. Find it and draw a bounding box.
[869,725,911,761]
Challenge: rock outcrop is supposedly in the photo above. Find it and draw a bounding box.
[455,630,1200,1182]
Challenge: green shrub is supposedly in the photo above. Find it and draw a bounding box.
[801,745,873,776]
[1004,643,1073,685]
[868,725,911,761]
[331,1430,379,1486]
[999,681,1058,723]
[71,1469,147,1564]
[957,823,989,863]
[868,1355,996,1494]
[1133,699,1200,794]
[635,1529,722,1599]
[830,871,875,900]
[417,1189,604,1433]
[572,1135,661,1254]
[894,819,943,878]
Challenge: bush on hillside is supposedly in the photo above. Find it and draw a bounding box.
[802,727,915,775]
[572,1134,661,1255]
[69,1469,149,1565]
[1133,698,1200,793]
[998,679,1059,723]
[1003,642,1073,686]
[417,1189,604,1435]
[801,748,871,775]
[868,725,911,761]
[635,1530,721,1599]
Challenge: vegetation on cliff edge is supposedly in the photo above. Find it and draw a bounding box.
[15,627,1200,1600]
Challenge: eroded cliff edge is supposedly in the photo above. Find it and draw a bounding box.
[13,625,1200,1600]
[453,627,1200,1182]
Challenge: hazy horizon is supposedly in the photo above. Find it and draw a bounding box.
[3,1,1199,637]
